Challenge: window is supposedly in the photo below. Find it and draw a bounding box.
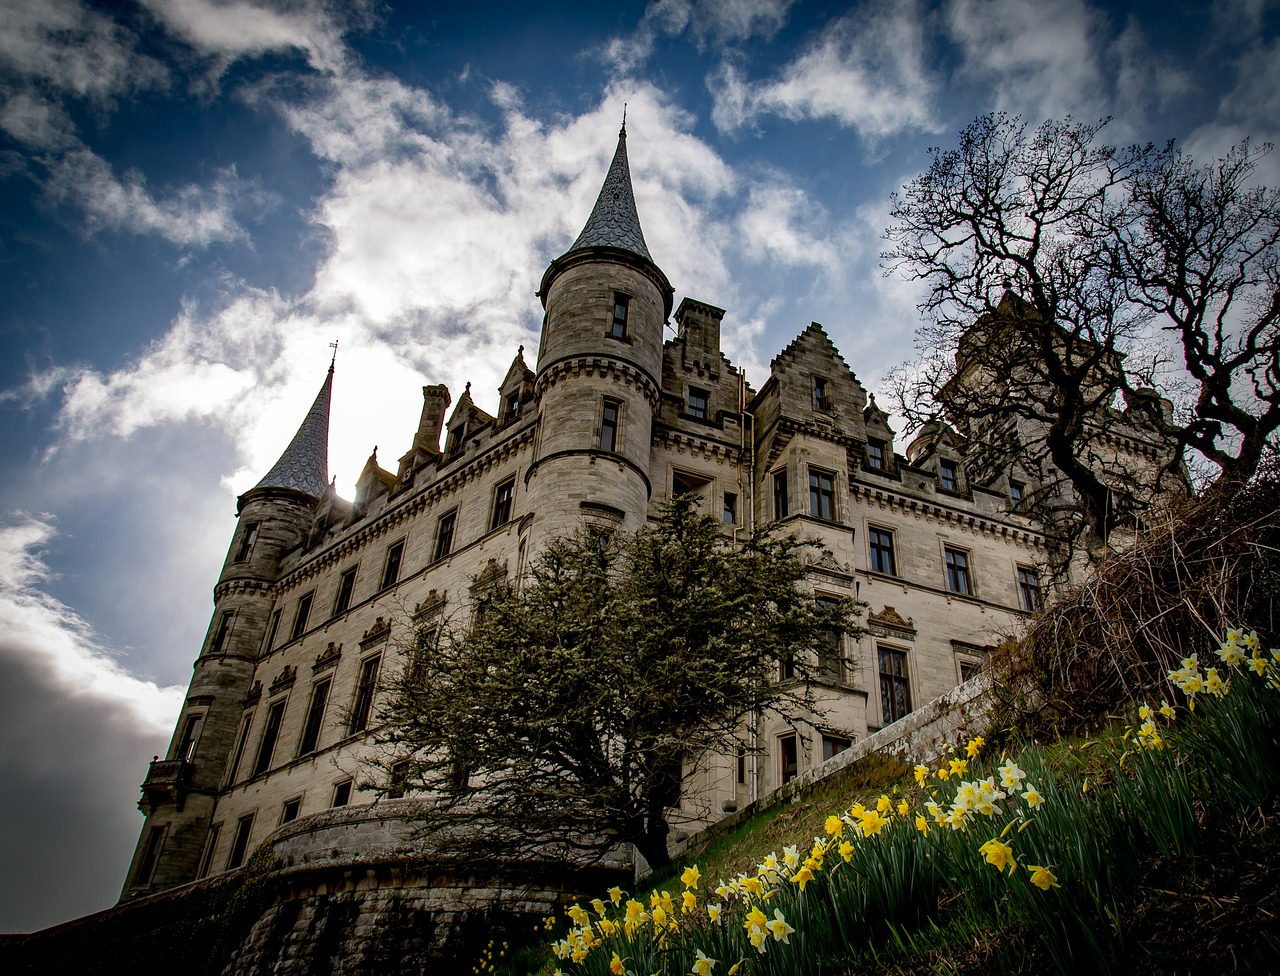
[869,527,897,576]
[331,780,352,808]
[226,814,254,870]
[226,712,253,786]
[779,650,795,682]
[174,713,203,762]
[809,469,835,520]
[297,678,331,756]
[349,655,382,734]
[959,660,983,683]
[814,376,830,411]
[445,422,466,457]
[611,293,630,338]
[262,609,282,653]
[253,699,286,776]
[673,470,712,502]
[779,733,799,785]
[234,522,259,561]
[290,592,314,641]
[380,541,405,590]
[816,596,842,682]
[736,746,746,785]
[686,387,709,420]
[491,477,515,529]
[878,647,911,725]
[196,824,220,879]
[333,567,357,616]
[600,398,620,452]
[866,439,885,471]
[388,760,410,799]
[134,825,167,887]
[434,510,457,561]
[1009,481,1025,510]
[281,798,302,824]
[773,470,788,518]
[723,492,737,525]
[945,547,972,596]
[209,611,234,655]
[822,735,852,762]
[1017,566,1041,612]
[502,392,520,424]
[939,459,958,492]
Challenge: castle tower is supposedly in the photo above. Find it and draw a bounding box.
[525,123,674,548]
[121,365,333,899]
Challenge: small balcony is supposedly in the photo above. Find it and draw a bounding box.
[138,758,194,814]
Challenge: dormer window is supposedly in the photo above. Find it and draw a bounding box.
[866,439,886,471]
[445,423,466,457]
[687,387,709,420]
[502,393,520,424]
[939,459,958,492]
[1010,481,1025,510]
[611,293,630,338]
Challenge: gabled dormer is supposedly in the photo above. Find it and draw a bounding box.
[443,383,495,460]
[904,420,967,493]
[761,322,869,437]
[497,347,535,426]
[351,447,395,520]
[862,394,897,475]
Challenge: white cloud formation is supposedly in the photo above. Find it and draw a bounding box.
[604,0,797,71]
[709,1,940,140]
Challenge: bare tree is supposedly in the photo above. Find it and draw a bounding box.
[884,114,1279,558]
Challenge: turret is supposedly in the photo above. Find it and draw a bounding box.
[121,364,333,899]
[524,122,673,548]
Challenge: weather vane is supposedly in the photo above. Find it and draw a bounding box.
[329,339,339,369]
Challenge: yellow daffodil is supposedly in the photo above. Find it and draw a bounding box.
[824,814,843,837]
[714,881,730,899]
[744,906,767,932]
[766,909,795,943]
[610,953,625,975]
[624,900,646,925]
[682,890,697,913]
[708,903,722,923]
[742,876,763,897]
[567,904,590,927]
[782,844,800,869]
[681,865,701,889]
[949,758,969,777]
[748,928,768,953]
[979,837,1017,875]
[897,799,909,816]
[1159,701,1175,720]
[651,906,667,929]
[790,865,814,891]
[1027,864,1060,891]
[591,898,606,917]
[692,948,718,976]
[1021,785,1043,807]
[936,766,950,781]
[915,813,929,834]
[838,839,854,861]
[859,809,890,837]
[966,735,985,758]
[1138,703,1152,720]
[914,764,929,785]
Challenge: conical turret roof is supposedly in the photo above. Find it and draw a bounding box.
[566,124,651,260]
[253,364,332,498]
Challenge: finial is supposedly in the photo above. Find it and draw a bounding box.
[329,339,339,370]
[464,381,471,396]
[518,344,524,355]
[620,103,627,137]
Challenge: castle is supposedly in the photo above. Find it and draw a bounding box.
[121,124,1174,900]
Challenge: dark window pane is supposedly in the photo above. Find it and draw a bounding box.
[434,511,456,561]
[333,568,357,616]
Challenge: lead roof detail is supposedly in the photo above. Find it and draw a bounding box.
[253,364,332,498]
[567,124,652,261]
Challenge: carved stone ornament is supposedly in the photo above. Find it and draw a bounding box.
[243,680,263,706]
[361,616,391,648]
[412,589,447,620]
[268,664,297,694]
[313,642,342,672]
[868,605,916,637]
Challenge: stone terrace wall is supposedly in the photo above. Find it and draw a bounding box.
[671,673,993,862]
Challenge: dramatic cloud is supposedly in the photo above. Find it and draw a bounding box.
[709,1,939,140]
[0,514,183,932]
[604,0,798,71]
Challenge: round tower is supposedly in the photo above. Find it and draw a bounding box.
[121,366,333,899]
[524,124,673,550]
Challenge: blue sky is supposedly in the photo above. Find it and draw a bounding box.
[0,0,1276,932]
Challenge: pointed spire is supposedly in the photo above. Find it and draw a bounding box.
[567,123,651,260]
[253,363,332,498]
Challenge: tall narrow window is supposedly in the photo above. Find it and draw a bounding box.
[226,711,254,786]
[939,459,958,492]
[945,547,971,596]
[445,422,466,457]
[331,780,353,807]
[736,745,746,785]
[196,824,220,879]
[491,477,515,529]
[773,470,788,519]
[816,596,842,682]
[502,392,520,424]
[262,609,282,653]
[813,377,829,411]
[611,293,630,338]
[723,492,738,525]
[297,678,331,756]
[253,699,286,776]
[134,825,167,887]
[869,528,897,576]
[866,439,885,471]
[388,760,410,799]
[809,469,835,520]
[209,611,234,655]
[174,713,203,762]
[349,655,382,734]
[600,398,620,452]
[281,798,302,824]
[290,592,314,641]
[1017,566,1041,612]
[779,733,799,785]
[878,647,911,725]
[434,510,457,561]
[686,387,709,420]
[381,541,405,590]
[333,567,357,616]
[226,814,254,870]
[1009,481,1025,510]
[234,522,259,562]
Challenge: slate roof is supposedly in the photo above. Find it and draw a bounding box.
[253,365,332,498]
[567,125,651,260]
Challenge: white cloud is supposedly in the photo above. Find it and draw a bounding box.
[709,1,940,140]
[604,0,798,71]
[735,183,842,274]
[43,150,267,246]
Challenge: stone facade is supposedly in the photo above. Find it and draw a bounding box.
[120,125,1170,905]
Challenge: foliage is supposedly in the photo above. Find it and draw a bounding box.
[369,498,861,870]
[514,629,1280,976]
[884,113,1280,553]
